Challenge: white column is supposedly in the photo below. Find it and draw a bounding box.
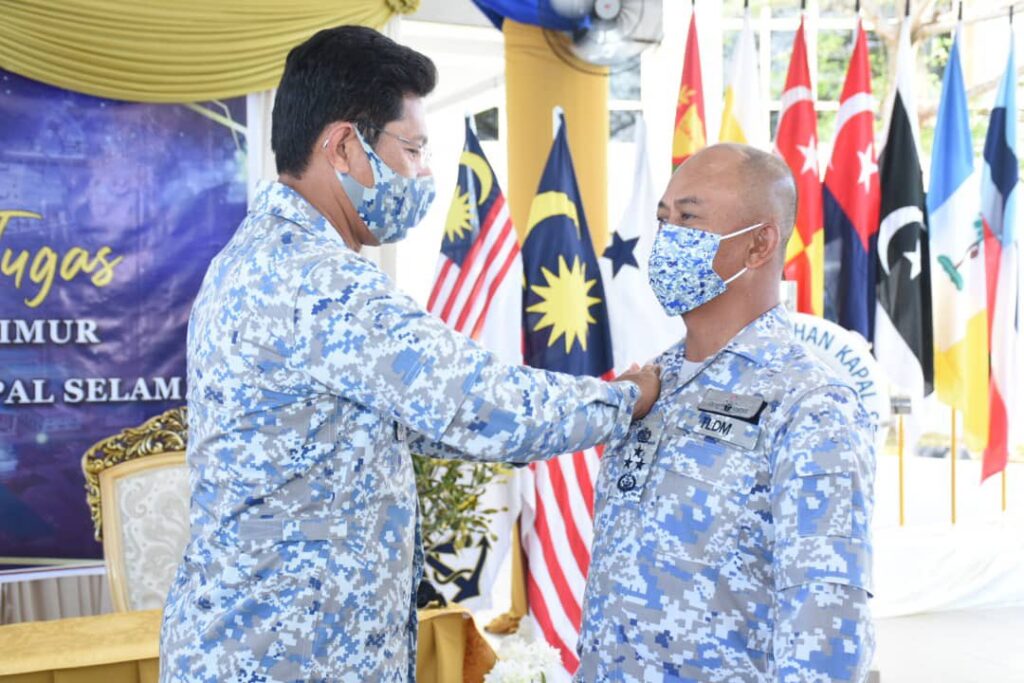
[245,90,277,206]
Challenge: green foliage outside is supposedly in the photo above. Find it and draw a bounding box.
[716,0,1014,169]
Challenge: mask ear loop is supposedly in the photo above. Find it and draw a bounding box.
[719,222,764,285]
[325,128,377,189]
[719,221,766,241]
[723,267,749,285]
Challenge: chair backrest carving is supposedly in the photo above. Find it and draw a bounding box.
[81,407,190,611]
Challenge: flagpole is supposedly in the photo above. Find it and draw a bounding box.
[552,106,564,139]
[1005,0,1013,518]
[951,407,957,525]
[898,414,906,526]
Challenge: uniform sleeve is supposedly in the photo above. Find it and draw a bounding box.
[774,583,875,683]
[410,363,639,462]
[294,256,637,458]
[770,385,876,682]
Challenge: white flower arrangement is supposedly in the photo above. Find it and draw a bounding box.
[484,636,563,683]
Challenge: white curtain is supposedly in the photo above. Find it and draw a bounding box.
[0,567,111,624]
[872,457,1024,618]
[246,89,278,203]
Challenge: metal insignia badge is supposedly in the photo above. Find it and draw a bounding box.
[614,411,664,500]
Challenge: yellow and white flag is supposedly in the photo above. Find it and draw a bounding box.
[719,10,766,148]
[928,27,989,450]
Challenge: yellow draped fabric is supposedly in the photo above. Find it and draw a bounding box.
[0,0,420,103]
[503,19,610,254]
[416,607,498,683]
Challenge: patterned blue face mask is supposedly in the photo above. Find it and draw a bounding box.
[647,220,764,316]
[334,128,436,244]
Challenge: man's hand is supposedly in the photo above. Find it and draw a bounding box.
[615,363,661,420]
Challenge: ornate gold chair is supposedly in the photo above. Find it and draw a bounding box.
[82,407,190,612]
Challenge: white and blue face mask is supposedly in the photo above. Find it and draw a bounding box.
[334,128,436,244]
[647,220,764,316]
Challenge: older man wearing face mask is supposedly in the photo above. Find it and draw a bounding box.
[576,144,875,682]
[159,26,661,683]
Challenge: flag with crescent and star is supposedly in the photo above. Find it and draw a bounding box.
[774,15,823,317]
[823,18,880,339]
[601,116,684,371]
[521,112,613,377]
[428,117,521,346]
[426,117,523,611]
[519,112,614,676]
[874,16,934,399]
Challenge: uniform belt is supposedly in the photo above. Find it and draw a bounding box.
[237,517,347,542]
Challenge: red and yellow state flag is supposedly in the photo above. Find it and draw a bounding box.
[672,9,706,170]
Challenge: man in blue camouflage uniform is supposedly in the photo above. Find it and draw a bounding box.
[577,144,875,682]
[159,27,660,682]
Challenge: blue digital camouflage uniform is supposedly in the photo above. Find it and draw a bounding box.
[577,305,875,682]
[159,182,638,682]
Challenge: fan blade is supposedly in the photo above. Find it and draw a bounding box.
[569,0,654,66]
[550,0,596,19]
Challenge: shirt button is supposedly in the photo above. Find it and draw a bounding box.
[617,473,636,492]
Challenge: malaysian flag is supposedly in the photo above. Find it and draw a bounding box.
[424,119,524,609]
[520,112,614,678]
[427,118,521,344]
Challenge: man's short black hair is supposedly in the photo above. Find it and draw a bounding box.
[271,25,437,176]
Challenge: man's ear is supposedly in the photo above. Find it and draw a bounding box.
[321,122,357,174]
[746,223,781,269]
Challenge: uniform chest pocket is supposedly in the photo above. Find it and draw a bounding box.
[657,413,762,492]
[642,417,763,566]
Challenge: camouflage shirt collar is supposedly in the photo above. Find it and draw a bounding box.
[671,304,793,373]
[249,181,345,246]
[717,304,793,367]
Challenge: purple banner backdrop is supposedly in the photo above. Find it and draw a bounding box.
[0,70,247,564]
